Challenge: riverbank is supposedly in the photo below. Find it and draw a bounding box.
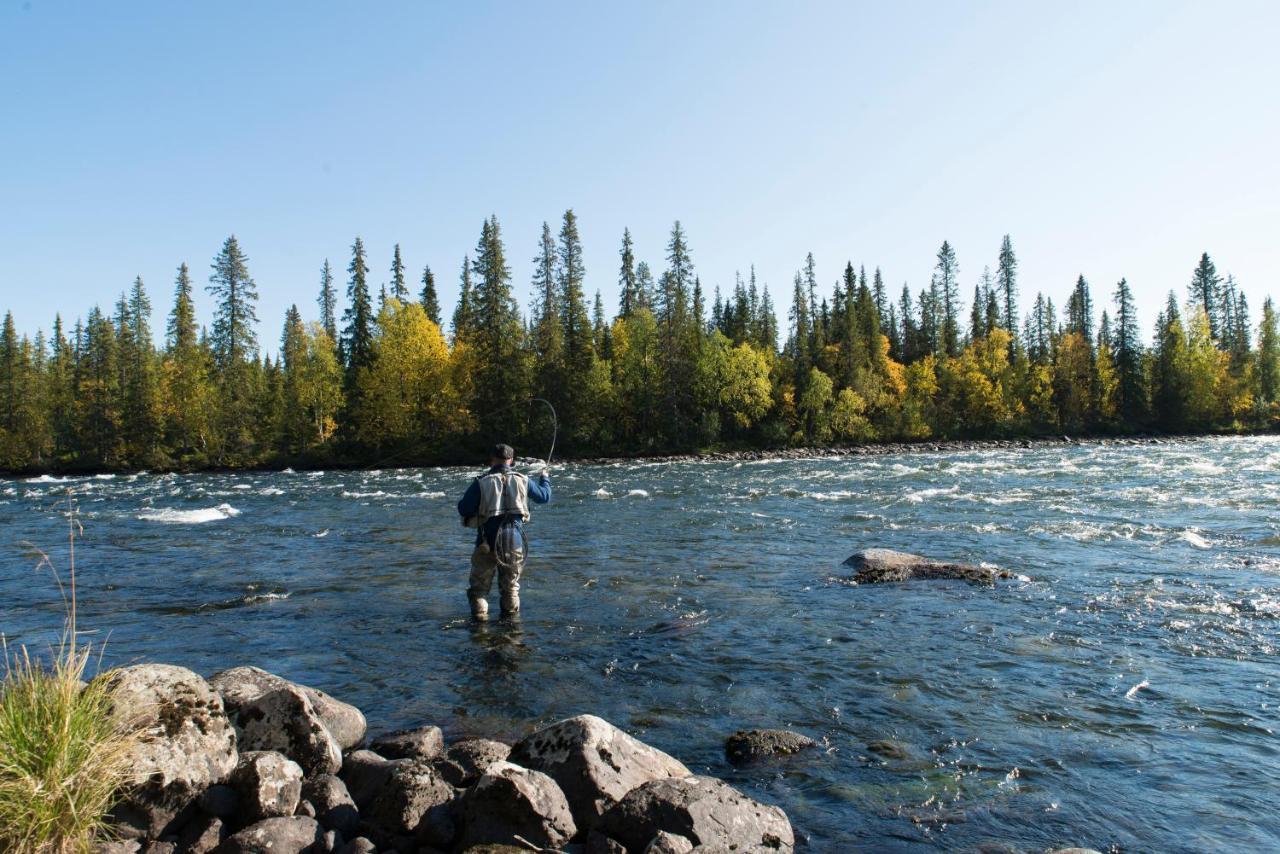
[3,428,1270,479]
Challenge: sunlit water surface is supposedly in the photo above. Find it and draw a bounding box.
[4,436,1280,851]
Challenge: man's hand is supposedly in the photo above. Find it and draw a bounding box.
[540,467,551,478]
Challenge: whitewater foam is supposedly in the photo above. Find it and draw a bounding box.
[138,503,240,524]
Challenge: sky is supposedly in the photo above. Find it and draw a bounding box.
[2,1,1278,350]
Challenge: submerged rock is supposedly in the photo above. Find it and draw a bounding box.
[844,548,1012,585]
[97,663,238,838]
[597,775,794,853]
[458,760,577,850]
[509,714,691,832]
[725,729,817,765]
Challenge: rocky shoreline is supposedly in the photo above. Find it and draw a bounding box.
[95,664,796,854]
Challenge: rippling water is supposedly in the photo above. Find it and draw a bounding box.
[4,436,1280,851]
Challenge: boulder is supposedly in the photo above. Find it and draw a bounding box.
[359,759,455,846]
[177,815,225,854]
[597,775,793,853]
[216,816,324,854]
[142,842,175,854]
[334,838,376,854]
[509,715,690,831]
[843,548,1011,585]
[320,830,341,853]
[97,664,238,838]
[457,761,577,851]
[645,831,695,853]
[369,725,444,761]
[434,738,511,787]
[94,843,141,854]
[338,750,409,809]
[210,667,363,777]
[302,775,359,837]
[724,730,816,765]
[585,832,628,854]
[228,751,304,823]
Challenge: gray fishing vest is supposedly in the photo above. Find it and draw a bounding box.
[466,470,531,528]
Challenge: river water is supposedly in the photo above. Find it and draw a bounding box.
[3,436,1279,851]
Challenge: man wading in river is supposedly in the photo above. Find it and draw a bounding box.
[457,443,551,620]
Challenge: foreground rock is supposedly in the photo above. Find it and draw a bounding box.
[510,714,691,831]
[725,729,817,765]
[369,725,444,761]
[359,759,455,847]
[227,751,304,823]
[210,667,366,777]
[597,775,794,853]
[458,761,577,850]
[216,815,323,853]
[435,737,511,787]
[844,548,1012,585]
[98,664,238,838]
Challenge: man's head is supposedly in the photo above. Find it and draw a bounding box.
[488,443,515,467]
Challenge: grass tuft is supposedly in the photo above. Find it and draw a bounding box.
[0,492,139,854]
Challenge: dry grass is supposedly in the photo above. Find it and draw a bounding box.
[0,493,139,854]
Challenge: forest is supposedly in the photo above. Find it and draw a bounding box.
[0,213,1277,472]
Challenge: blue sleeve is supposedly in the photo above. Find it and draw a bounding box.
[528,474,551,505]
[458,479,480,517]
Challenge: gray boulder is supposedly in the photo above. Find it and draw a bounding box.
[338,750,409,809]
[177,814,225,854]
[359,759,455,846]
[844,548,1011,585]
[724,730,816,765]
[645,831,695,853]
[97,664,238,838]
[369,725,444,761]
[597,775,793,853]
[210,667,365,777]
[302,775,359,837]
[509,715,690,831]
[333,838,376,854]
[457,761,577,850]
[228,751,304,824]
[216,816,323,854]
[434,738,510,787]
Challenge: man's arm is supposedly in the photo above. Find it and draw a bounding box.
[527,472,551,505]
[458,479,481,518]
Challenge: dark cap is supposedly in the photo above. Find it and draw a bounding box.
[491,443,514,461]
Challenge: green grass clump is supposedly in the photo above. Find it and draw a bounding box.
[0,493,138,854]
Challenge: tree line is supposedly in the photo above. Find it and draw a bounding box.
[1,214,1277,472]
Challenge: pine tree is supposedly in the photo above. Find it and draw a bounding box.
[207,235,259,372]
[758,284,778,353]
[872,267,886,329]
[470,215,527,426]
[342,236,374,378]
[318,259,338,342]
[933,241,960,356]
[420,264,441,327]
[970,283,986,344]
[1259,297,1279,405]
[899,285,919,363]
[1112,278,1145,423]
[636,261,656,313]
[1189,252,1222,340]
[618,228,639,319]
[390,243,409,302]
[559,210,594,370]
[452,255,473,340]
[531,221,564,410]
[1066,275,1094,344]
[164,263,213,459]
[997,234,1018,352]
[122,276,160,458]
[1152,292,1187,428]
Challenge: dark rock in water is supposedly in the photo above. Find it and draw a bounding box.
[96,664,239,839]
[844,548,1012,585]
[645,830,695,852]
[210,667,365,777]
[509,714,690,832]
[725,729,817,765]
[302,775,359,836]
[457,760,577,850]
[597,775,794,853]
[370,725,444,761]
[338,749,408,810]
[358,759,455,844]
[865,739,910,760]
[434,738,511,787]
[216,815,324,854]
[228,751,304,824]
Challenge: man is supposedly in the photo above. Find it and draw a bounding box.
[457,443,551,620]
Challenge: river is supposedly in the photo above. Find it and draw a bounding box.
[3,436,1279,851]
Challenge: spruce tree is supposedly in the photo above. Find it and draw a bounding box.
[318,259,338,342]
[469,216,526,425]
[1112,278,1145,423]
[390,243,409,302]
[342,236,374,378]
[1189,252,1222,340]
[531,221,564,408]
[997,234,1018,353]
[618,227,639,319]
[933,241,960,356]
[452,255,473,340]
[207,235,259,372]
[635,261,656,312]
[1066,275,1094,344]
[420,264,441,326]
[559,210,593,369]
[1259,297,1279,405]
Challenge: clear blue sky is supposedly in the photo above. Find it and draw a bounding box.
[2,1,1277,350]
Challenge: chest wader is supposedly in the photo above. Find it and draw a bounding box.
[466,471,531,619]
